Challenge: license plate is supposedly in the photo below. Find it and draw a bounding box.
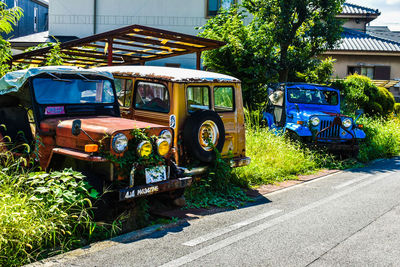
[145,166,167,184]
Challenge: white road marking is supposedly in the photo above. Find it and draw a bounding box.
[334,173,373,190]
[160,171,397,267]
[183,209,282,247]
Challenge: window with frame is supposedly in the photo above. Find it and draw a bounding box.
[115,78,133,107]
[214,86,234,112]
[207,0,236,16]
[134,81,169,113]
[348,65,391,80]
[187,86,210,112]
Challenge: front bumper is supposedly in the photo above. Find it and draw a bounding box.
[119,176,193,201]
[313,141,359,152]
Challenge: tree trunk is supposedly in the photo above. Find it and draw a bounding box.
[279,44,289,82]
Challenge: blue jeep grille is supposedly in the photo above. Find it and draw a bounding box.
[319,120,340,138]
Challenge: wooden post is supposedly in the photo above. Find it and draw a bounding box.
[107,38,113,66]
[196,51,201,70]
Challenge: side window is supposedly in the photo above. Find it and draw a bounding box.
[114,78,133,108]
[214,86,234,112]
[187,86,210,113]
[134,81,170,113]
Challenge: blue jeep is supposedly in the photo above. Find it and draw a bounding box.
[262,83,366,154]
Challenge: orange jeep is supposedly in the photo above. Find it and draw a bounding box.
[0,66,192,201]
[96,66,250,176]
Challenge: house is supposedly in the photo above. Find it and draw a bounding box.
[1,0,48,40]
[323,3,400,99]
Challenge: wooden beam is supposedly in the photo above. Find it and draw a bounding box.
[107,38,113,66]
[196,51,201,70]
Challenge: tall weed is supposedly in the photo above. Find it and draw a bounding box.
[0,151,120,266]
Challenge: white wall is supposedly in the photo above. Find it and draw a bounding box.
[49,0,241,69]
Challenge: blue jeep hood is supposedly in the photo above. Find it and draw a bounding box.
[287,107,343,121]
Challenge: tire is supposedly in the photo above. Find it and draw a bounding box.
[183,110,225,163]
[285,130,302,144]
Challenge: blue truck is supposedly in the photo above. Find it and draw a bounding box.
[262,83,366,154]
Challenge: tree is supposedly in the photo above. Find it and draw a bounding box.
[198,1,344,106]
[0,2,23,76]
[243,0,344,82]
[295,57,336,84]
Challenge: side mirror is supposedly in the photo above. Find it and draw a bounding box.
[72,119,81,136]
[355,109,364,117]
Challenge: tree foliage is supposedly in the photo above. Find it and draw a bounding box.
[296,57,336,84]
[0,2,23,34]
[332,74,395,117]
[198,1,344,107]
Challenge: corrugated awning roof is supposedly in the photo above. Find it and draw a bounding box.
[332,28,400,52]
[11,24,225,69]
[341,3,380,15]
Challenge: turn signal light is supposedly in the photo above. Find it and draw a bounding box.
[357,124,364,129]
[297,121,304,125]
[85,144,99,153]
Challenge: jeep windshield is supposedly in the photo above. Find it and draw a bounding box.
[33,77,115,104]
[287,88,338,105]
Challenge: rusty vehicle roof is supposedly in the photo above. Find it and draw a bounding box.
[95,66,241,83]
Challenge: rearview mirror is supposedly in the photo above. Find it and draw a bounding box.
[72,119,81,136]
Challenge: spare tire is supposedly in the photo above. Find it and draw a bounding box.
[183,110,225,163]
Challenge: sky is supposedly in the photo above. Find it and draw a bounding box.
[348,0,400,31]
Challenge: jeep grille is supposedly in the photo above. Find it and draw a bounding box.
[319,119,340,138]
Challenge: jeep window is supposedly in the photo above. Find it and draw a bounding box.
[187,86,210,113]
[115,78,133,107]
[134,81,169,113]
[287,88,338,105]
[33,78,114,104]
[214,86,234,112]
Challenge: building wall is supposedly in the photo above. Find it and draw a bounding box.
[326,54,400,80]
[49,0,241,69]
[342,19,365,31]
[2,0,48,39]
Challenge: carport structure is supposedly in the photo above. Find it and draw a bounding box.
[11,24,225,70]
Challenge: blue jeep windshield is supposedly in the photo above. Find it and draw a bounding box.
[287,88,338,105]
[33,78,115,104]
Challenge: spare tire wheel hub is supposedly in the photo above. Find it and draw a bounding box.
[198,120,219,151]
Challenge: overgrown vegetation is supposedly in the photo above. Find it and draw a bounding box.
[332,74,395,117]
[0,151,120,266]
[185,147,251,209]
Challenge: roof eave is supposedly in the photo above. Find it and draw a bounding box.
[324,50,400,56]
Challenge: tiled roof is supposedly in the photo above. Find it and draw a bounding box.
[341,3,380,15]
[367,26,400,43]
[333,28,400,52]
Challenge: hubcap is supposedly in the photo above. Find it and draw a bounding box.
[198,120,219,151]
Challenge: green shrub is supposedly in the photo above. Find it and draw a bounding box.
[394,103,400,115]
[335,74,395,117]
[0,152,120,266]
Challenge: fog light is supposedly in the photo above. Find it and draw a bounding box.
[137,141,152,157]
[157,139,170,156]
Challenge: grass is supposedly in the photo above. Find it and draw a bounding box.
[0,150,121,267]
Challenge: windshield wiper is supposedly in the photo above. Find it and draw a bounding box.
[46,72,72,82]
[75,73,98,82]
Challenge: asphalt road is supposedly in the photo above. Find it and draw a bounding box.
[45,157,400,267]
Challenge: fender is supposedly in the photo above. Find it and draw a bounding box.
[285,122,313,137]
[262,112,274,128]
[353,128,366,139]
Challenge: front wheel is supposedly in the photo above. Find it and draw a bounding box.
[285,130,302,144]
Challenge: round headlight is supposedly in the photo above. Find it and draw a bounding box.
[157,139,170,156]
[342,118,352,128]
[310,116,320,126]
[160,129,173,145]
[112,133,128,153]
[137,141,152,157]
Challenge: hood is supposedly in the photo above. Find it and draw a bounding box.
[40,116,168,151]
[287,107,345,121]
